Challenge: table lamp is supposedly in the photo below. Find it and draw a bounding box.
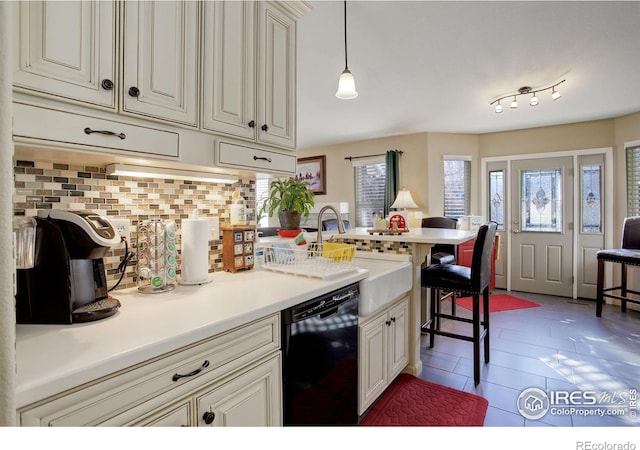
[390,187,418,229]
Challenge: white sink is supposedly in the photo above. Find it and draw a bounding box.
[352,253,413,317]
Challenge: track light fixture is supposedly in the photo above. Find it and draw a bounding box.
[491,79,565,113]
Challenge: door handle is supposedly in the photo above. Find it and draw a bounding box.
[512,228,520,234]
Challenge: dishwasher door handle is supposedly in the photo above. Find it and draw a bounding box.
[318,306,340,320]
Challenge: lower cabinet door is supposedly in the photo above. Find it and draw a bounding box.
[388,297,409,381]
[358,314,388,415]
[196,353,282,427]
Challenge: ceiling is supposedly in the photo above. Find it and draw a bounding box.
[295,1,640,150]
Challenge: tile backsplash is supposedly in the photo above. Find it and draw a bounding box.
[13,160,256,290]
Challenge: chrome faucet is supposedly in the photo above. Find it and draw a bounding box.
[316,205,346,247]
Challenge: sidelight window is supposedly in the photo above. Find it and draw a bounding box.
[488,169,505,230]
[581,164,602,233]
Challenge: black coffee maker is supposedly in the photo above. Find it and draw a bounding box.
[15,210,122,324]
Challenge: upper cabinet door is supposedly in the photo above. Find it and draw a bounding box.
[122,0,198,126]
[257,3,297,149]
[13,1,117,109]
[202,1,256,140]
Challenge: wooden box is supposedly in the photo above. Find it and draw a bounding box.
[222,225,256,273]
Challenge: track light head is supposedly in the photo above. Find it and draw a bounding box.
[530,93,539,106]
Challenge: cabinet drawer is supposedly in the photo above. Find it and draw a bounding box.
[217,141,296,174]
[13,102,179,158]
[19,314,279,426]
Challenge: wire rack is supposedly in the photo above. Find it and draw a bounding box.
[262,242,358,280]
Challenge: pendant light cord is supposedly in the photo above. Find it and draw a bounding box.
[343,1,348,70]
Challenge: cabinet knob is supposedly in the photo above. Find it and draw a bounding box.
[261,124,269,132]
[248,120,256,128]
[101,79,114,90]
[202,411,216,425]
[128,86,140,97]
[385,320,392,327]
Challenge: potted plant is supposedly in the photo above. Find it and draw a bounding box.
[259,178,315,230]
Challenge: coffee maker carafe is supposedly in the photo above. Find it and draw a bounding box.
[15,210,122,324]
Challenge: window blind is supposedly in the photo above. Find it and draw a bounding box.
[354,161,386,227]
[444,159,471,218]
[256,177,270,227]
[627,145,640,217]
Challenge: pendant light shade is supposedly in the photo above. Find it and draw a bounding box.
[336,68,357,99]
[336,1,358,99]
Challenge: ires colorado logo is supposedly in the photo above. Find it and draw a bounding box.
[517,387,637,421]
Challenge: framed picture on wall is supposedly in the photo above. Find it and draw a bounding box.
[296,155,326,195]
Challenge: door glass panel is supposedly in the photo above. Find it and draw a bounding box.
[521,168,562,232]
[489,170,504,230]
[581,164,602,233]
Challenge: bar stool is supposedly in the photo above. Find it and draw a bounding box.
[421,222,497,385]
[596,216,640,317]
[421,217,458,323]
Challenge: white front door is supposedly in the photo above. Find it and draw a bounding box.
[510,157,574,297]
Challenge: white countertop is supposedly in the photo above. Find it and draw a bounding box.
[15,267,368,408]
[339,227,477,244]
[261,227,476,246]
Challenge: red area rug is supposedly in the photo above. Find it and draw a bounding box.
[456,293,540,313]
[360,374,488,426]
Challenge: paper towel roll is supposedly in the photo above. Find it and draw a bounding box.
[180,218,210,283]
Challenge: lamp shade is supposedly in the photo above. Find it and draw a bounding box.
[336,68,358,99]
[391,189,418,209]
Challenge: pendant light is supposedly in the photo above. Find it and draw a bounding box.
[336,1,358,99]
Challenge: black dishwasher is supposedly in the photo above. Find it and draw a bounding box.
[281,282,359,425]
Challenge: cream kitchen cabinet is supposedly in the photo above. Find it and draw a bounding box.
[195,353,281,427]
[13,0,199,127]
[12,1,118,109]
[358,295,409,415]
[121,0,199,126]
[202,1,301,150]
[18,314,281,427]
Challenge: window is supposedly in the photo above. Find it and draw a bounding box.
[256,177,270,227]
[354,158,386,227]
[488,169,505,230]
[627,144,640,217]
[443,158,471,218]
[520,168,563,232]
[581,164,602,233]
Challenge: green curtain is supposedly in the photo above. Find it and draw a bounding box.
[384,150,400,217]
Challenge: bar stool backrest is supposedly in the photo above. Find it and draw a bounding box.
[621,216,640,250]
[470,222,498,292]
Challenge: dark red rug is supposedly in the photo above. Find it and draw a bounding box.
[455,293,540,313]
[359,374,488,426]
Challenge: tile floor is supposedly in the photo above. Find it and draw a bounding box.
[418,289,640,427]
